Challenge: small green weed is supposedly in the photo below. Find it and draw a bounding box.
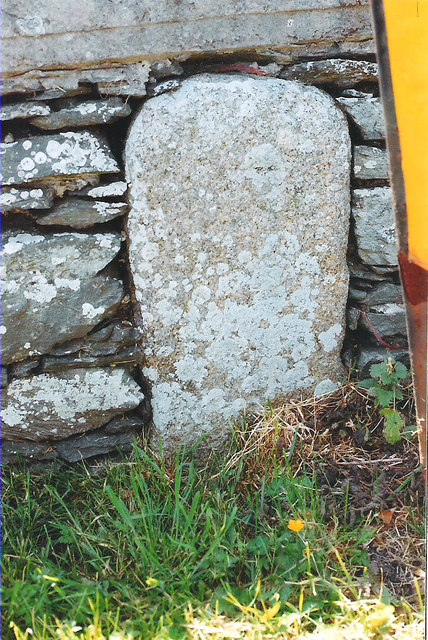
[359,357,415,444]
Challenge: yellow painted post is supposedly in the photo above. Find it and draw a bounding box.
[371,0,427,479]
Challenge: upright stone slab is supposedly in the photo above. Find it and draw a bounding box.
[126,74,351,454]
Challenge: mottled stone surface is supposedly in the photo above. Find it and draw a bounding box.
[40,322,143,372]
[0,131,119,186]
[126,74,351,453]
[350,282,403,307]
[147,79,181,97]
[353,146,389,180]
[36,198,128,228]
[0,101,50,120]
[358,303,407,339]
[30,98,131,129]
[352,187,397,266]
[1,367,8,388]
[281,59,378,87]
[1,186,54,211]
[1,232,123,364]
[1,368,145,441]
[337,95,385,140]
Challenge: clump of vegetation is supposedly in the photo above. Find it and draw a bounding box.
[359,358,416,444]
[1,379,424,640]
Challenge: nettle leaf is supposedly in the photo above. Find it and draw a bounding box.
[381,408,404,444]
[374,387,395,408]
[394,361,409,380]
[369,362,390,381]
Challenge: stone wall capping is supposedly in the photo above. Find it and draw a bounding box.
[2,1,373,93]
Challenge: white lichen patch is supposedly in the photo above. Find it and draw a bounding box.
[1,368,145,440]
[126,74,351,453]
[86,181,128,198]
[0,131,119,186]
[1,231,122,364]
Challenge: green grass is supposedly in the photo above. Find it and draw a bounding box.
[2,396,424,640]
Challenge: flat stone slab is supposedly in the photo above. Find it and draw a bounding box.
[30,98,131,130]
[0,101,50,120]
[353,146,389,180]
[0,131,119,186]
[74,180,128,198]
[352,187,397,266]
[281,59,378,87]
[1,368,145,441]
[1,232,123,364]
[126,74,351,454]
[337,95,385,141]
[36,198,128,227]
[0,186,54,211]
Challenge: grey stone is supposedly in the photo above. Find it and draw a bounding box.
[149,60,184,80]
[126,74,351,454]
[1,368,145,441]
[337,95,385,141]
[0,101,50,121]
[39,322,142,371]
[356,347,409,378]
[32,87,93,101]
[358,303,407,338]
[347,307,360,331]
[56,429,137,462]
[30,98,132,130]
[341,88,372,97]
[1,367,8,388]
[352,187,397,266]
[36,198,128,228]
[353,146,389,181]
[0,186,54,211]
[350,282,403,307]
[2,2,373,89]
[147,79,181,98]
[0,131,119,186]
[281,59,378,87]
[8,357,40,379]
[349,263,395,282]
[71,180,128,198]
[103,412,143,434]
[1,440,58,464]
[1,232,123,364]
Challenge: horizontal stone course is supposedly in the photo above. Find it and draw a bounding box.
[0,131,119,186]
[1,367,145,441]
[1,231,123,364]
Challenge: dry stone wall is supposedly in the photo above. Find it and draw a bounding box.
[0,0,408,463]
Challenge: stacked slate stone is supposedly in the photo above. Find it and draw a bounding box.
[281,58,408,376]
[0,89,151,464]
[0,55,408,465]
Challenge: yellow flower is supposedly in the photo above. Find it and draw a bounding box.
[146,577,159,587]
[288,519,305,533]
